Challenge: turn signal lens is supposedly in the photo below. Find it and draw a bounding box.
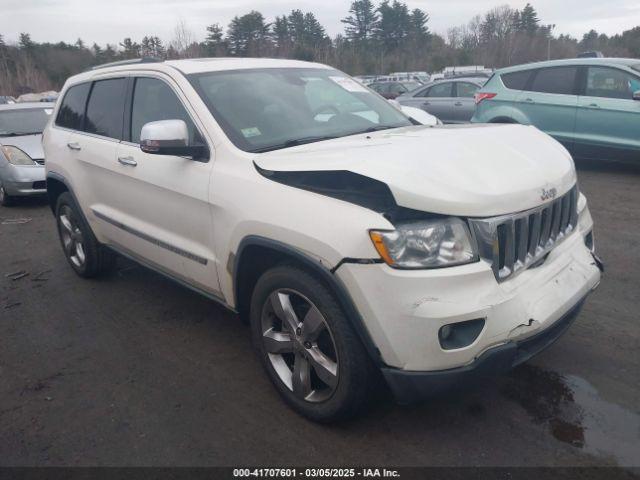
[369,231,396,266]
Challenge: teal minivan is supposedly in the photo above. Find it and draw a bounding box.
[472,58,640,163]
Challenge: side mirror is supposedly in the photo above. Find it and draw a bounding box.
[140,119,208,159]
[633,91,640,101]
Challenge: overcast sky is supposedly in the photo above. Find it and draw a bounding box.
[1,0,639,46]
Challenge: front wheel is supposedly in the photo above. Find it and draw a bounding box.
[250,265,374,422]
[0,183,14,206]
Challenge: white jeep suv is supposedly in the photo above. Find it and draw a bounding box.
[43,58,602,422]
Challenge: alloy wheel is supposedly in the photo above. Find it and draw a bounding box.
[261,289,339,403]
[58,205,86,268]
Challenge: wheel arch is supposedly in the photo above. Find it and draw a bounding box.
[233,235,384,366]
[485,105,530,125]
[489,116,519,124]
[46,172,71,214]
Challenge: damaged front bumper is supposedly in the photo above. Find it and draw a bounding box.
[336,222,602,403]
[380,295,588,404]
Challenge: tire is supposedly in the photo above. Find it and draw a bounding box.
[0,183,15,206]
[250,264,375,422]
[490,117,518,124]
[55,192,116,278]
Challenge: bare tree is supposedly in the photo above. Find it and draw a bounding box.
[170,18,196,58]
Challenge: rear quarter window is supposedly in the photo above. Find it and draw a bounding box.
[500,70,532,90]
[55,83,91,130]
[529,67,578,95]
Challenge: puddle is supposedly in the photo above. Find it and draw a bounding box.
[502,364,640,466]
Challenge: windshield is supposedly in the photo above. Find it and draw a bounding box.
[403,82,422,91]
[0,107,52,136]
[189,68,412,153]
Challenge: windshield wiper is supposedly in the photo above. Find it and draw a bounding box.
[354,125,398,135]
[250,126,401,153]
[251,135,339,153]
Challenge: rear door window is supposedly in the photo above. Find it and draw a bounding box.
[427,83,453,97]
[530,67,578,95]
[55,83,91,130]
[414,86,431,98]
[501,70,532,90]
[85,78,127,139]
[456,82,480,98]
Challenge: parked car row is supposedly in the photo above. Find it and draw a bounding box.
[472,58,640,163]
[368,80,423,99]
[0,102,51,205]
[395,77,487,123]
[366,58,639,162]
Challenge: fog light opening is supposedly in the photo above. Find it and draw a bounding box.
[438,318,485,350]
[584,231,594,252]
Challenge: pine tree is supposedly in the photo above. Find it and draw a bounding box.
[204,24,225,56]
[227,11,271,57]
[19,33,34,50]
[375,0,411,50]
[341,0,378,41]
[273,16,291,53]
[119,38,140,59]
[519,3,539,35]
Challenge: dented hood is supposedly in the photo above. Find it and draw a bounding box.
[254,124,577,217]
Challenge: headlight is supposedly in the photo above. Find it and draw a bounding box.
[369,218,477,268]
[1,146,36,165]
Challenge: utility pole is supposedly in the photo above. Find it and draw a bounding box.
[547,24,556,60]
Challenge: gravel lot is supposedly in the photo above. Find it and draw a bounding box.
[0,163,638,468]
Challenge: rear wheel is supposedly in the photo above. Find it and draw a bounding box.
[250,264,374,422]
[55,192,116,277]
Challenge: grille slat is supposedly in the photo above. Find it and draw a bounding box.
[568,188,579,230]
[528,211,542,256]
[503,221,516,274]
[517,217,529,265]
[550,199,562,241]
[560,194,571,233]
[471,185,579,283]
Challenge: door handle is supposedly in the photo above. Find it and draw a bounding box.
[588,103,600,108]
[421,101,430,106]
[523,98,534,103]
[67,142,81,151]
[454,102,463,107]
[118,156,137,167]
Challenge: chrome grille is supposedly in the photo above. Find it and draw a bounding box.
[470,185,578,282]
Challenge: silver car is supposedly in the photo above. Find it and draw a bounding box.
[0,102,53,206]
[396,77,486,123]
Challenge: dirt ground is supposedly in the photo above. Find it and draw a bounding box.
[0,163,638,467]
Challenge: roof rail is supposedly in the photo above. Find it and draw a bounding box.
[89,57,163,71]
